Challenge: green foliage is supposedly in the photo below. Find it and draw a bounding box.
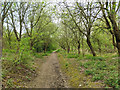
[85,55,105,61]
[67,53,79,58]
[92,74,104,81]
[2,1,119,88]
[104,75,119,88]
[55,49,61,53]
[26,76,31,81]
[84,70,94,75]
[42,53,49,56]
[78,53,118,88]
[65,62,69,68]
[6,78,14,87]
[82,61,95,69]
[76,55,83,61]
[33,53,43,58]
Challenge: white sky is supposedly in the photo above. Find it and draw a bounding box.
[1,0,120,2]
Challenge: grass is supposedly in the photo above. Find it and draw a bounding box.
[85,54,105,61]
[67,53,79,58]
[59,50,119,88]
[58,53,105,88]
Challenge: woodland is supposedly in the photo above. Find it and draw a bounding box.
[1,1,120,88]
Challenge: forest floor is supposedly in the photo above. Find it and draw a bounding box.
[2,50,118,88]
[26,52,69,88]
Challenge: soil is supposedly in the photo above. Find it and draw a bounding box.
[26,52,69,88]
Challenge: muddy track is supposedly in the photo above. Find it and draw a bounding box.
[27,52,69,88]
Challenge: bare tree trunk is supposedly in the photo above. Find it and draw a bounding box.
[16,41,20,54]
[82,35,84,57]
[112,34,116,51]
[114,31,120,56]
[78,41,80,54]
[30,39,33,50]
[0,21,2,58]
[97,39,101,54]
[8,38,11,49]
[67,45,70,53]
[109,15,120,56]
[87,36,96,56]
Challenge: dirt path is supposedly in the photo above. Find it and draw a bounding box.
[26,52,69,88]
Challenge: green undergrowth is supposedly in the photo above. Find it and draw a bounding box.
[33,50,53,58]
[59,51,119,88]
[2,49,53,88]
[58,53,105,88]
[2,49,36,88]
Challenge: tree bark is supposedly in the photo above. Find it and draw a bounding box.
[30,39,33,50]
[112,34,116,51]
[109,15,120,56]
[97,39,101,54]
[82,35,84,57]
[78,41,80,54]
[67,45,70,53]
[87,36,96,56]
[0,21,2,58]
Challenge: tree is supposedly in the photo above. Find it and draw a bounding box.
[1,2,13,57]
[23,2,47,50]
[60,2,100,56]
[99,1,120,56]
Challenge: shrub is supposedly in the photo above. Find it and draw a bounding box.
[33,53,43,58]
[42,53,49,56]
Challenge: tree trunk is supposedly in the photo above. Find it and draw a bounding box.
[78,41,80,54]
[67,45,70,53]
[109,15,120,56]
[16,41,20,54]
[97,39,101,54]
[0,21,3,58]
[112,34,116,51]
[114,31,120,56]
[87,36,96,56]
[82,35,84,57]
[30,39,33,50]
[44,43,47,53]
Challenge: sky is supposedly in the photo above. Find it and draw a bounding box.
[1,0,120,2]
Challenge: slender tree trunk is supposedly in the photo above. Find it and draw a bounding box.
[16,41,20,54]
[67,45,70,53]
[112,34,116,51]
[30,39,33,50]
[109,15,120,56]
[71,44,73,51]
[97,39,101,54]
[8,39,11,49]
[78,41,80,54]
[0,21,3,58]
[114,31,120,56]
[87,36,96,56]
[44,43,48,53]
[82,35,84,57]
